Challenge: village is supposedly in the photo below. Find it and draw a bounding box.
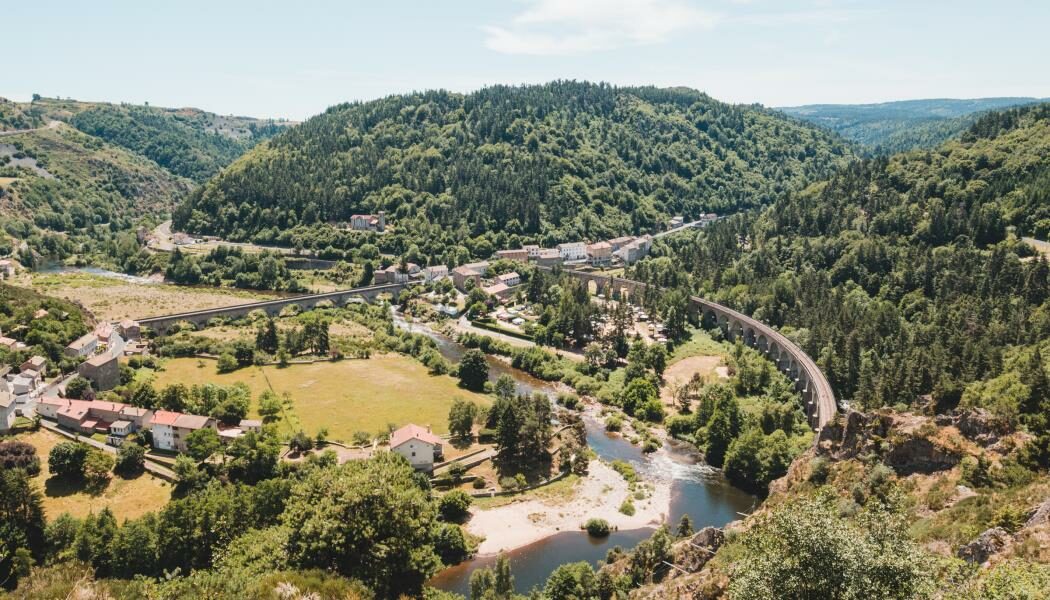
[0,207,757,594]
[1,212,722,462]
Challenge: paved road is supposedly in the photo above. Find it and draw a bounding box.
[39,420,178,481]
[18,372,76,420]
[455,316,585,363]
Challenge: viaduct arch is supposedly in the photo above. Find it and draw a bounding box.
[559,269,837,430]
[137,282,408,334]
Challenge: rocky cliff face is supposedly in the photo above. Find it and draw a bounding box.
[614,407,1048,598]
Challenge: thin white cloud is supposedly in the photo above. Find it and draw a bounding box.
[483,0,720,56]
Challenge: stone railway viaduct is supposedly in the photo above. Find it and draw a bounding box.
[138,282,408,334]
[561,270,837,430]
[138,271,837,430]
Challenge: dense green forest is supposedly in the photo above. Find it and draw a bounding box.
[0,96,292,267]
[641,102,1050,423]
[175,81,852,259]
[0,283,90,373]
[780,97,1045,155]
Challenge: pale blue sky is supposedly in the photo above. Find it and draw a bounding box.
[5,0,1048,120]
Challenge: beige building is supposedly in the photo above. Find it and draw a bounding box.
[495,249,528,262]
[586,241,613,266]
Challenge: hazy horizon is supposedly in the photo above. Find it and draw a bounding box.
[6,0,1050,120]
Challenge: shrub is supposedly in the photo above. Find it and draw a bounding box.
[448,462,467,481]
[499,476,519,491]
[48,441,88,480]
[584,518,611,537]
[619,499,636,516]
[290,431,314,454]
[610,459,638,484]
[666,415,695,438]
[438,490,473,522]
[114,443,145,476]
[473,478,487,489]
[216,352,238,373]
[83,451,115,489]
[605,415,623,433]
[434,522,471,564]
[809,457,831,484]
[0,440,40,475]
[992,505,1028,533]
[557,392,581,410]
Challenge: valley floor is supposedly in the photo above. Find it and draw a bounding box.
[24,271,279,321]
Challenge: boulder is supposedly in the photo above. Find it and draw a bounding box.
[816,410,892,460]
[951,408,1010,446]
[884,437,961,475]
[957,527,1010,565]
[672,527,725,573]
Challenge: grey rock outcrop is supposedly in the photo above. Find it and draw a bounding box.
[957,527,1010,565]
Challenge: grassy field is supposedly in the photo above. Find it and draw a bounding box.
[145,354,491,441]
[15,430,171,521]
[26,272,278,321]
[471,474,581,509]
[670,327,727,362]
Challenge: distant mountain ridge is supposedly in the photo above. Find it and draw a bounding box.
[779,97,1047,154]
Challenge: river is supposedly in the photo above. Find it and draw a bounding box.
[37,264,160,285]
[393,311,756,595]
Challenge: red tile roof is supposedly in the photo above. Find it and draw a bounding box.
[150,410,182,426]
[390,424,443,449]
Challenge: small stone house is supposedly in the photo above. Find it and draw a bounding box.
[118,319,141,341]
[150,410,216,453]
[20,355,46,376]
[497,271,521,287]
[77,352,120,391]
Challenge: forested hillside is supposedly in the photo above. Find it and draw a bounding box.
[609,102,1050,599]
[1,97,290,182]
[0,121,191,262]
[175,82,852,259]
[68,103,286,181]
[643,102,1050,420]
[780,97,1044,155]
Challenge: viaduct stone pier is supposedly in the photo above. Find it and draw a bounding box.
[561,269,838,430]
[138,282,407,335]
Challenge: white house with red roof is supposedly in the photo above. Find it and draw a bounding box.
[389,423,444,471]
[150,410,215,452]
[149,410,182,452]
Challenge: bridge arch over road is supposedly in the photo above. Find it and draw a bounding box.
[137,282,408,335]
[556,269,837,430]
